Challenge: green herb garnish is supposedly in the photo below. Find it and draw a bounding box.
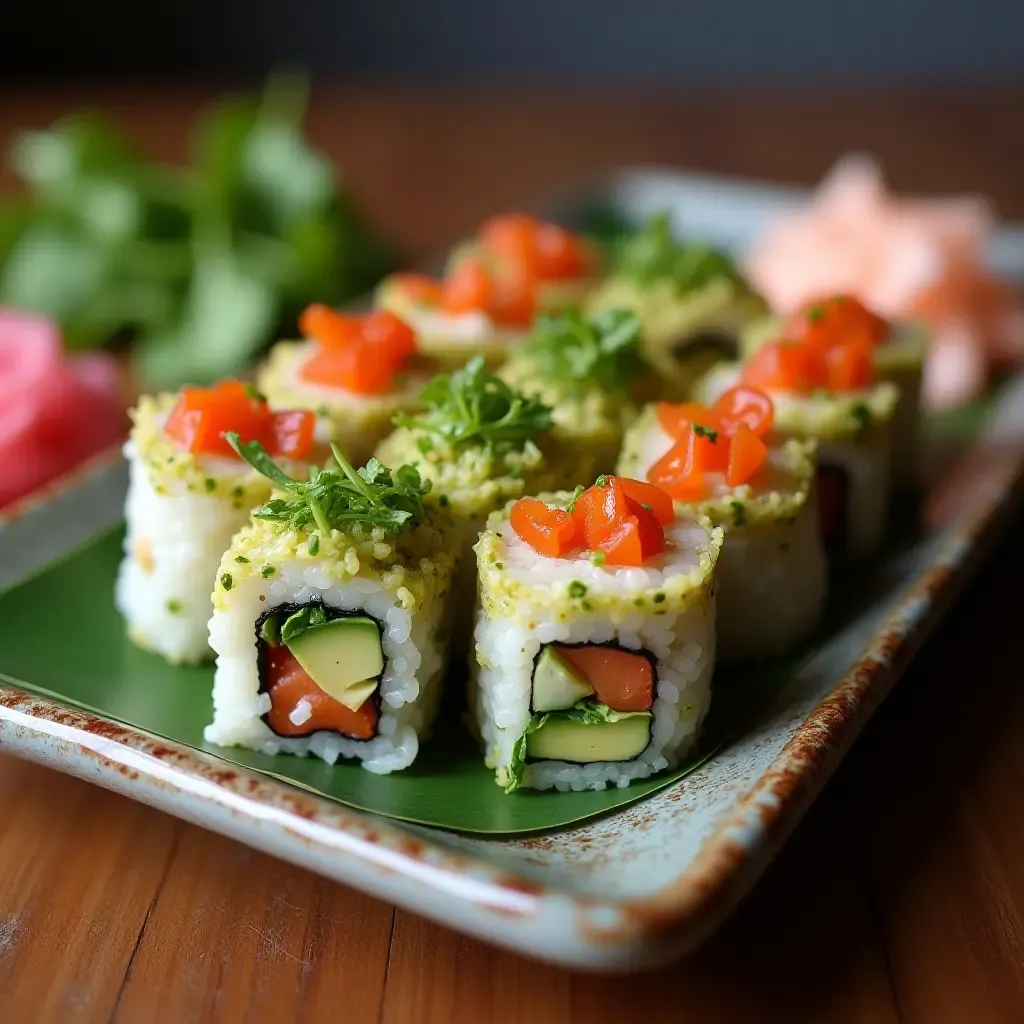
[166,599,183,614]
[234,555,249,564]
[227,433,430,537]
[612,213,745,294]
[523,308,644,395]
[395,355,552,452]
[693,423,719,442]
[568,581,587,599]
[220,573,233,591]
[308,534,320,556]
[0,75,394,386]
[851,403,872,431]
[731,500,747,527]
[279,604,328,645]
[566,484,586,514]
[261,565,276,578]
[589,551,606,567]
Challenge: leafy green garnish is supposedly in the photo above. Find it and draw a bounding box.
[394,355,552,452]
[0,75,393,386]
[523,308,644,395]
[505,699,652,794]
[279,605,328,645]
[227,433,430,537]
[851,403,872,431]
[613,213,744,295]
[693,423,719,442]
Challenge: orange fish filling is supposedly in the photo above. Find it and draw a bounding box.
[551,644,654,713]
[263,644,378,740]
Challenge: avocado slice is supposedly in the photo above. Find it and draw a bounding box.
[286,617,383,711]
[532,646,595,712]
[526,715,650,763]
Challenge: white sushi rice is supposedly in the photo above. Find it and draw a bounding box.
[473,514,720,791]
[204,553,447,775]
[115,441,254,665]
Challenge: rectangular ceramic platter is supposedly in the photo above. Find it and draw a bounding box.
[3,168,1024,972]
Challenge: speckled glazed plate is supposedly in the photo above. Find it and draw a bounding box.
[3,170,1024,971]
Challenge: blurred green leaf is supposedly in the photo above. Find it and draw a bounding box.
[135,247,277,387]
[0,75,396,384]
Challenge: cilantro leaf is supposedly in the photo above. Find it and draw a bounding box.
[226,433,430,536]
[394,355,552,452]
[613,212,745,295]
[523,308,644,395]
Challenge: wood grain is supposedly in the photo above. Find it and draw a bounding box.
[1,85,1024,1022]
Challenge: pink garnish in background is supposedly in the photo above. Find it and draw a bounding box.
[0,310,126,511]
[744,155,1024,410]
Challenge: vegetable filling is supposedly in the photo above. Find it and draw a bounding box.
[256,601,384,741]
[505,642,656,793]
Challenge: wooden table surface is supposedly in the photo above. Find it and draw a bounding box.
[2,85,1024,1023]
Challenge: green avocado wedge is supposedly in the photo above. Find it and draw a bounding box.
[0,527,795,835]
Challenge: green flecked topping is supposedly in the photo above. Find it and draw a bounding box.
[212,507,456,615]
[375,420,548,522]
[166,599,183,614]
[220,573,233,591]
[473,490,721,622]
[234,555,249,563]
[308,534,320,555]
[204,478,216,493]
[770,382,900,440]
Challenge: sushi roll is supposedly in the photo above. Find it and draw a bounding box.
[740,296,925,487]
[447,212,602,312]
[258,303,431,465]
[115,379,323,665]
[698,335,899,564]
[204,440,455,774]
[587,214,767,399]
[375,268,532,369]
[617,387,826,663]
[374,355,554,648]
[472,477,723,793]
[498,308,647,487]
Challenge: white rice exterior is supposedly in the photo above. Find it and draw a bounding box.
[473,509,722,792]
[204,521,453,774]
[617,410,827,663]
[115,446,259,664]
[113,394,297,666]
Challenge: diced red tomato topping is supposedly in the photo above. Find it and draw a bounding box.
[743,339,826,393]
[442,257,496,315]
[264,645,378,740]
[163,379,316,461]
[510,477,671,564]
[480,213,591,282]
[298,304,417,396]
[711,386,774,438]
[824,339,875,391]
[570,476,634,548]
[726,424,769,487]
[510,497,577,558]
[656,401,724,440]
[554,644,655,712]
[615,477,676,526]
[786,295,887,352]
